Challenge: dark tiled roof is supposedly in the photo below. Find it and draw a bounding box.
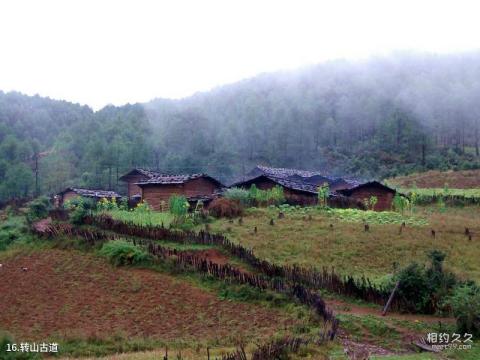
[329,178,361,190]
[119,168,162,181]
[59,188,121,198]
[271,176,318,194]
[250,165,360,190]
[252,165,324,179]
[337,181,396,196]
[136,174,224,187]
[232,174,318,195]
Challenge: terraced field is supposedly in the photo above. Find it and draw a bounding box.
[0,249,296,346]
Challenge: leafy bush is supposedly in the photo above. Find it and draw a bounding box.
[208,198,244,218]
[394,262,431,312]
[224,187,251,206]
[65,197,96,225]
[393,250,457,313]
[0,216,28,251]
[97,197,118,211]
[256,185,285,206]
[393,193,410,214]
[317,183,329,208]
[169,195,189,217]
[444,284,480,336]
[118,197,129,210]
[99,240,151,266]
[26,196,51,223]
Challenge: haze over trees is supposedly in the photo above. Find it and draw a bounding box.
[1,51,479,202]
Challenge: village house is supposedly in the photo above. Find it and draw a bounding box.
[118,168,162,199]
[231,174,319,206]
[136,174,224,211]
[336,181,397,211]
[55,188,121,207]
[247,165,357,192]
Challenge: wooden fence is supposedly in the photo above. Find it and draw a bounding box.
[85,214,410,312]
[34,221,338,343]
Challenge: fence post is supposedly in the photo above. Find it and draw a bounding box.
[382,280,400,316]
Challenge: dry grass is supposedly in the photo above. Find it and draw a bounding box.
[387,169,480,189]
[207,206,480,282]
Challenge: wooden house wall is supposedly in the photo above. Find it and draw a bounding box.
[283,188,318,206]
[123,174,149,198]
[346,187,394,211]
[141,177,220,211]
[183,177,219,197]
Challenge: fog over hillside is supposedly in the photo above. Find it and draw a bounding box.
[1,51,479,200]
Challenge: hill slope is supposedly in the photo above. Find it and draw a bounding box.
[387,169,480,189]
[1,51,480,201]
[0,249,293,342]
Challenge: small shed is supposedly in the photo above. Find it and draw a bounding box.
[55,188,121,207]
[336,181,397,211]
[231,174,318,206]
[136,174,224,211]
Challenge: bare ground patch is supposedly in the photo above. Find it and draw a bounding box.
[0,249,295,342]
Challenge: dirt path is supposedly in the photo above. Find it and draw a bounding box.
[328,297,455,358]
[327,298,455,324]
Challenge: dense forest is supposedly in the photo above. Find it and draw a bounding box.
[1,51,479,201]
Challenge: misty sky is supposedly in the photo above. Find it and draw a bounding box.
[0,0,479,109]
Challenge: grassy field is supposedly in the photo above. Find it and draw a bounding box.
[2,207,479,359]
[204,205,480,282]
[387,169,480,189]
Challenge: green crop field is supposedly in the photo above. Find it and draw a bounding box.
[101,209,174,227]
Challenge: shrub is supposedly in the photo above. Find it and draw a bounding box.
[393,193,410,213]
[169,195,189,217]
[118,197,129,210]
[225,187,251,206]
[65,197,96,225]
[445,284,480,336]
[208,198,244,218]
[393,250,457,313]
[394,262,431,313]
[26,196,51,223]
[97,197,118,211]
[317,183,329,208]
[0,216,28,251]
[247,185,286,207]
[99,240,151,266]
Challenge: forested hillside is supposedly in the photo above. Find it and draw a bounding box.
[1,51,480,201]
